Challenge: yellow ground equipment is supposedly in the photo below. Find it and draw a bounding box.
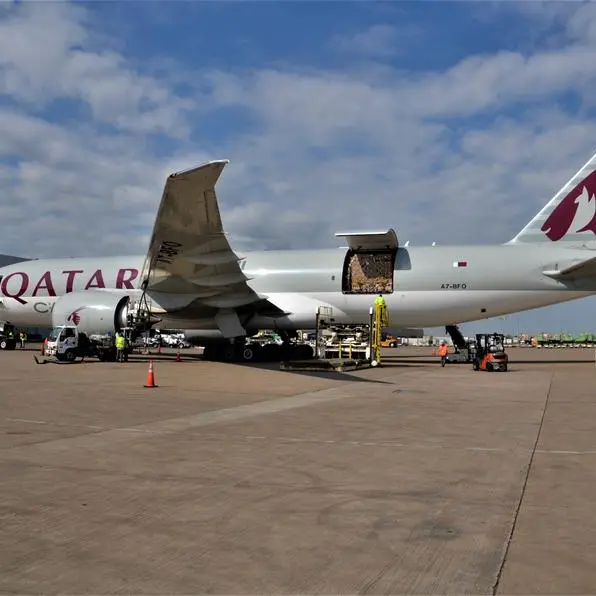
[370,297,390,366]
[380,333,398,348]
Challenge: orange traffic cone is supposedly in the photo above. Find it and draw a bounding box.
[175,351,181,362]
[144,359,158,388]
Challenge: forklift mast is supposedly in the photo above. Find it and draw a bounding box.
[476,333,505,354]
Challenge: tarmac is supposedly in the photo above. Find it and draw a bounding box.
[1,344,595,594]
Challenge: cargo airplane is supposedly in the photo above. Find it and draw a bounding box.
[2,151,596,361]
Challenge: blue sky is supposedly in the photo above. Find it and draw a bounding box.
[2,0,596,335]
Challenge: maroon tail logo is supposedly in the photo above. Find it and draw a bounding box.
[542,169,596,241]
[67,307,85,326]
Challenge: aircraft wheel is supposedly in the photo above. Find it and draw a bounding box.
[203,345,218,361]
[281,344,300,360]
[296,344,314,360]
[222,344,236,362]
[261,343,282,362]
[241,344,261,363]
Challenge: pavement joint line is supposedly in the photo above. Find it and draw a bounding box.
[9,420,594,454]
[2,386,351,455]
[491,370,554,595]
[7,418,106,431]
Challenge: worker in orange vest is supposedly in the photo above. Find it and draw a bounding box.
[438,341,449,367]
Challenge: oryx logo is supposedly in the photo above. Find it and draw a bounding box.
[67,307,85,326]
[542,168,596,241]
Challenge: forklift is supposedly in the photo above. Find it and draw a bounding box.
[471,333,509,372]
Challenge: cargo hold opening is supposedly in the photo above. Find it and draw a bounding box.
[342,250,396,294]
[335,229,399,296]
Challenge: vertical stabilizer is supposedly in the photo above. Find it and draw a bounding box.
[508,151,596,244]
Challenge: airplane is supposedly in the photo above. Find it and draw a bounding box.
[2,150,596,362]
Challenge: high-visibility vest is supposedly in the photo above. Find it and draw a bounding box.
[115,336,126,349]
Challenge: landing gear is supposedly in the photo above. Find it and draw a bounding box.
[202,333,314,364]
[203,340,262,363]
[240,344,260,363]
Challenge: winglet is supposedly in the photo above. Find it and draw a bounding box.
[170,159,230,178]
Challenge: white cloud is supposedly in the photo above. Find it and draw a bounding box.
[0,2,193,137]
[1,0,596,269]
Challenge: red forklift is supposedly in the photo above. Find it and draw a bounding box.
[471,333,509,372]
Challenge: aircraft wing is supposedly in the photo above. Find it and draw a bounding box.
[543,254,596,279]
[139,160,273,335]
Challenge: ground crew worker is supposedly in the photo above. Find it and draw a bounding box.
[374,294,386,308]
[115,332,126,363]
[19,331,27,349]
[374,294,388,328]
[438,341,449,367]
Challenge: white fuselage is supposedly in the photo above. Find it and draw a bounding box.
[0,243,594,331]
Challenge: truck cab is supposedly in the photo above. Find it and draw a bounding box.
[45,325,120,362]
[45,326,84,361]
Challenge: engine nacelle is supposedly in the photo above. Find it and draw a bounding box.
[51,290,130,335]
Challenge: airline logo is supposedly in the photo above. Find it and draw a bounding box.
[542,169,596,241]
[67,307,85,326]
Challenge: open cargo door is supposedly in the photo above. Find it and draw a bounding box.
[335,229,398,295]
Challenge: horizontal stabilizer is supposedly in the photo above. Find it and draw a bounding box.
[542,254,596,279]
[0,254,31,267]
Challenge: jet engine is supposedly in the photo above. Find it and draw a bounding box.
[51,290,131,335]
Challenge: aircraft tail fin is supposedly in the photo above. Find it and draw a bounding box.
[508,151,596,245]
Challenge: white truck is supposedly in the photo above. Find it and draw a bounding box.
[44,325,125,362]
